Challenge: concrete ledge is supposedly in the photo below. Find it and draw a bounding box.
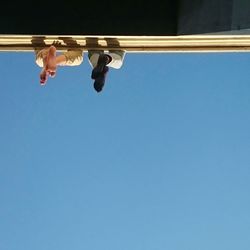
[1,35,250,52]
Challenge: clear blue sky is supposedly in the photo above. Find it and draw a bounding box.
[0,51,250,250]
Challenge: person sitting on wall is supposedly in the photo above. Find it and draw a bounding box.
[88,50,125,92]
[35,45,83,85]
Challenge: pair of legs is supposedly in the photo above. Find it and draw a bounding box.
[88,50,125,92]
[35,46,125,92]
[35,46,83,85]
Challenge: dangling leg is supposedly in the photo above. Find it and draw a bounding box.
[88,50,112,92]
[43,45,57,75]
[36,45,57,85]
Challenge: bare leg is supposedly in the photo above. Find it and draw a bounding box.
[44,45,57,73]
[39,46,57,85]
[55,55,68,66]
[39,46,67,85]
[38,46,82,85]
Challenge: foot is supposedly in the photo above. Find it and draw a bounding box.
[40,68,49,85]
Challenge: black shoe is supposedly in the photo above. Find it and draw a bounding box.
[93,66,109,92]
[91,54,111,80]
